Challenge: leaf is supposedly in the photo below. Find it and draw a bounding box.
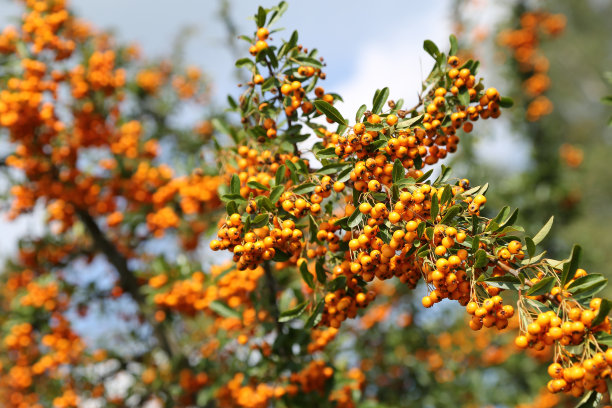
[499,96,514,108]
[575,390,601,408]
[279,301,309,323]
[315,258,326,284]
[226,200,238,216]
[316,146,338,159]
[270,185,284,203]
[430,193,439,221]
[423,39,440,58]
[484,275,521,290]
[568,274,607,296]
[439,185,452,206]
[347,210,363,229]
[372,87,390,114]
[595,332,612,347]
[415,169,433,183]
[525,276,556,296]
[314,100,347,126]
[247,181,269,191]
[209,300,241,319]
[592,299,612,327]
[457,87,470,106]
[273,250,290,262]
[523,298,553,313]
[235,58,255,68]
[396,114,424,129]
[230,174,241,194]
[256,6,267,27]
[500,208,519,229]
[473,249,488,268]
[305,300,324,329]
[434,165,452,185]
[328,275,346,291]
[532,216,554,245]
[561,244,582,286]
[392,159,404,183]
[449,34,458,56]
[440,205,462,225]
[250,214,269,229]
[356,104,367,122]
[293,182,317,195]
[525,236,536,259]
[318,163,350,175]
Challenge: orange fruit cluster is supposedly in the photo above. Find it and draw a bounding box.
[498,11,565,121]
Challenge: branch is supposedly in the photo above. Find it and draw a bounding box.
[76,209,177,358]
[494,259,560,305]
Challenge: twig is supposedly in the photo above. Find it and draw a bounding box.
[76,209,177,358]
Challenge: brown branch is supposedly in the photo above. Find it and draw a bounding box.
[493,258,560,305]
[263,260,283,334]
[76,209,177,358]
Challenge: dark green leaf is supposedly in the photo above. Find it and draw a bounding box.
[440,205,462,225]
[484,275,521,290]
[525,237,535,259]
[440,185,452,206]
[256,6,267,28]
[314,100,347,126]
[499,97,514,108]
[293,182,316,195]
[299,261,315,289]
[423,39,440,58]
[592,299,612,327]
[348,210,363,229]
[305,300,324,329]
[372,87,390,114]
[430,193,439,221]
[251,214,269,228]
[575,390,601,408]
[356,104,367,122]
[396,114,423,128]
[532,216,554,245]
[392,159,404,183]
[449,34,458,56]
[230,174,241,194]
[270,185,284,203]
[273,250,290,262]
[247,181,269,191]
[315,258,326,284]
[328,275,346,291]
[568,274,607,296]
[226,200,238,216]
[561,245,582,286]
[416,169,433,183]
[525,276,555,296]
[457,87,470,106]
[209,300,241,319]
[235,58,254,68]
[316,147,338,159]
[279,301,309,323]
[473,249,488,268]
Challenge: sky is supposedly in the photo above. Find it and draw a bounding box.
[0,0,528,257]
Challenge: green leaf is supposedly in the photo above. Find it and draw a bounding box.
[525,276,555,297]
[484,275,521,290]
[416,169,433,183]
[293,182,316,195]
[314,100,347,126]
[561,244,582,286]
[532,216,554,245]
[440,205,462,225]
[392,159,404,183]
[316,146,338,159]
[473,249,488,268]
[315,258,326,284]
[595,332,612,347]
[499,96,514,108]
[270,185,284,203]
[226,200,238,216]
[279,301,309,323]
[273,250,290,262]
[449,34,458,56]
[250,214,269,228]
[256,6,267,27]
[457,87,470,106]
[305,300,324,329]
[267,1,288,26]
[209,300,241,319]
[247,181,269,191]
[430,193,439,221]
[592,299,612,327]
[568,274,607,296]
[525,236,536,259]
[439,185,452,206]
[235,58,254,68]
[423,39,440,58]
[575,390,601,408]
[328,275,346,291]
[348,210,363,229]
[372,87,390,114]
[396,114,424,129]
[500,208,519,229]
[230,174,241,194]
[356,104,367,122]
[318,163,350,175]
